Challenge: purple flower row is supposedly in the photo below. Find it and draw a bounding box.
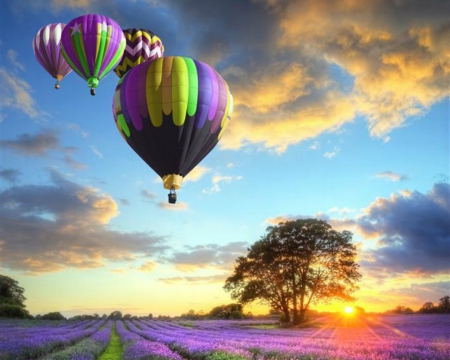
[116,320,182,360]
[0,319,106,360]
[41,320,113,360]
[128,320,253,359]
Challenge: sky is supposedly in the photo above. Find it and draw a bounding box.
[0,0,449,318]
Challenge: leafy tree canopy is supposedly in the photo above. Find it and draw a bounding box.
[0,275,27,308]
[209,303,244,319]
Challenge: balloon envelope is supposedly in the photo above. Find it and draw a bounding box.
[113,28,164,78]
[32,23,73,88]
[61,14,125,90]
[113,56,233,190]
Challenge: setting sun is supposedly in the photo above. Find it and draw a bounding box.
[344,306,354,314]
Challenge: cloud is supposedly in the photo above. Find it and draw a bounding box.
[328,207,357,216]
[0,169,21,183]
[309,141,320,150]
[63,154,88,171]
[184,165,210,183]
[119,198,130,206]
[89,146,104,159]
[1,131,87,170]
[271,0,450,139]
[137,261,157,273]
[355,182,450,276]
[1,131,60,156]
[158,201,189,211]
[265,183,450,279]
[324,146,341,159]
[8,0,114,16]
[165,242,249,272]
[7,50,25,72]
[373,281,450,310]
[0,54,47,121]
[0,170,169,274]
[159,274,227,285]
[375,171,409,181]
[202,175,243,194]
[142,189,188,210]
[142,189,158,202]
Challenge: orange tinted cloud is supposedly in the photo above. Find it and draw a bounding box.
[222,0,449,150]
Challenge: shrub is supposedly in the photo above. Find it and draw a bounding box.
[40,311,66,320]
[0,304,29,318]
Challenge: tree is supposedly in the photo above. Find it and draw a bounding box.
[224,219,361,325]
[0,275,26,308]
[389,305,414,315]
[354,306,366,315]
[108,311,123,319]
[0,304,30,319]
[438,296,450,313]
[419,302,435,314]
[209,304,244,319]
[41,311,66,320]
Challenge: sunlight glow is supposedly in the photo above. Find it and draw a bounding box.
[344,306,354,314]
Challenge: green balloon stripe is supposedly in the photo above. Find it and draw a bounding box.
[74,33,90,79]
[117,114,130,137]
[171,57,188,126]
[100,38,125,80]
[61,47,85,80]
[183,57,198,117]
[94,28,108,78]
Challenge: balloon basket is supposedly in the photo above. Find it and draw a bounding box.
[168,187,177,204]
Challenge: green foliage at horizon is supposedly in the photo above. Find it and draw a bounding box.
[0,304,31,319]
[40,311,66,320]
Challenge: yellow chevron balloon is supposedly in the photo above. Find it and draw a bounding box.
[113,28,164,77]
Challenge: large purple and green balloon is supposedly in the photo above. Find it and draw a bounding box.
[113,28,164,78]
[32,23,73,89]
[61,14,126,94]
[113,56,233,192]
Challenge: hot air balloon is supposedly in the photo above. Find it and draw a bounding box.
[113,28,164,78]
[32,23,73,89]
[60,14,126,95]
[113,56,233,203]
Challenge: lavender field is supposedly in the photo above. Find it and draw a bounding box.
[0,314,449,360]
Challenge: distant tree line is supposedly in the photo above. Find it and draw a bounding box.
[385,296,450,315]
[417,296,450,314]
[180,303,248,320]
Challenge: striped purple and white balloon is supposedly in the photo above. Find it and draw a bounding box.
[32,23,72,89]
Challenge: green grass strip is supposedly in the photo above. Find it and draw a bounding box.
[98,322,123,360]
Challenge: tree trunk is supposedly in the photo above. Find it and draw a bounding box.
[299,308,306,323]
[282,306,290,323]
[292,308,306,325]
